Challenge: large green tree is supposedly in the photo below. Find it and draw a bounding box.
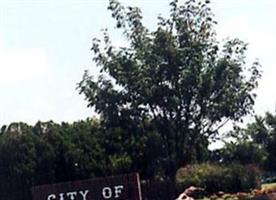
[78,0,261,179]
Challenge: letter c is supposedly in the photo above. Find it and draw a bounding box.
[47,194,56,200]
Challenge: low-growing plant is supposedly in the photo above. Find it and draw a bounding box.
[176,163,261,194]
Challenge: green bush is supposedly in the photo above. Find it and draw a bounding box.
[176,163,261,194]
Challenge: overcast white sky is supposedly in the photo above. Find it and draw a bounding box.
[0,0,275,126]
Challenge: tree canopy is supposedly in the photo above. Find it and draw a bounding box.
[78,0,261,179]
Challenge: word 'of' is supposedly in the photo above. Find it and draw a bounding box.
[47,185,124,200]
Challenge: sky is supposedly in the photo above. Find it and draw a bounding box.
[0,0,275,127]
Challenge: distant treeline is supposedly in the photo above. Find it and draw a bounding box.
[0,119,108,200]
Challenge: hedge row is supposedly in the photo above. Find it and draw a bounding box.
[176,163,261,194]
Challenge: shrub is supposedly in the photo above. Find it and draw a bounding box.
[176,163,261,194]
